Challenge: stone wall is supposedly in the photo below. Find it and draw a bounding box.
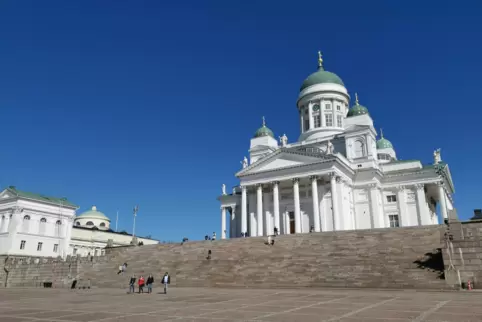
[442,220,482,289]
[0,255,94,288]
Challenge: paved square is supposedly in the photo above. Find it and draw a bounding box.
[0,287,481,321]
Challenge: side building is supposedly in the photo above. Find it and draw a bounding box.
[0,186,158,258]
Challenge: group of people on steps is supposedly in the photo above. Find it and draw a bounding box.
[128,272,170,294]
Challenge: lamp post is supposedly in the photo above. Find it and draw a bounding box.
[133,205,138,238]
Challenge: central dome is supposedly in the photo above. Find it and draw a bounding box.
[300,67,345,91]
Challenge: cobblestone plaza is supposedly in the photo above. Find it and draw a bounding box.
[0,287,481,322]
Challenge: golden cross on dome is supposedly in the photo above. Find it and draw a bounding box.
[318,50,323,68]
[262,116,266,127]
[355,93,359,105]
[380,128,384,138]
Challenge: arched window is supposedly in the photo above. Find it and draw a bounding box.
[55,220,62,237]
[86,221,94,226]
[39,218,47,235]
[99,222,106,227]
[22,215,30,232]
[354,140,365,158]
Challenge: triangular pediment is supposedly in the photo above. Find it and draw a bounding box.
[0,189,16,200]
[237,148,331,176]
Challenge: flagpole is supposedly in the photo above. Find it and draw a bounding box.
[115,210,119,231]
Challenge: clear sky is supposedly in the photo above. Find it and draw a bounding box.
[0,0,480,241]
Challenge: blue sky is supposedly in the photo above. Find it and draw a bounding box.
[0,1,480,241]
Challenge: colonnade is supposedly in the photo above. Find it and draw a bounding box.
[221,173,342,239]
[220,176,449,239]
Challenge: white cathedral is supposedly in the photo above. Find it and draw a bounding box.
[218,52,455,239]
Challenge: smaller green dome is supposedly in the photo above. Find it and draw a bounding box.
[253,117,274,138]
[347,93,369,117]
[76,206,110,221]
[376,129,393,149]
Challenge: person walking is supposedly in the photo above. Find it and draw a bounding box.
[128,275,136,294]
[161,272,170,294]
[146,274,154,294]
[138,275,145,294]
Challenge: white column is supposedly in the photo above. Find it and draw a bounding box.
[319,183,326,231]
[438,183,448,220]
[221,207,226,239]
[272,181,280,234]
[241,185,247,236]
[256,184,264,236]
[249,192,256,237]
[2,215,9,233]
[308,102,313,130]
[415,184,430,226]
[397,186,407,226]
[369,185,382,228]
[310,176,321,232]
[230,207,236,238]
[300,111,304,133]
[330,174,340,231]
[293,178,301,234]
[320,99,325,127]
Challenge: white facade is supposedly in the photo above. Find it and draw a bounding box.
[0,187,159,258]
[218,55,455,238]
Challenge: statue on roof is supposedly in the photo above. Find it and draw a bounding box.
[279,134,288,147]
[222,184,226,195]
[327,140,335,154]
[433,148,442,164]
[241,156,248,169]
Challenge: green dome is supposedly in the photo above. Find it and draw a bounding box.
[254,125,274,138]
[347,93,369,117]
[300,67,344,91]
[253,117,274,138]
[76,206,110,221]
[377,138,393,149]
[347,104,369,117]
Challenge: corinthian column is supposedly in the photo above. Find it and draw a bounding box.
[310,176,321,232]
[330,173,340,231]
[241,185,247,235]
[221,207,227,239]
[272,181,280,234]
[256,184,264,236]
[293,178,301,233]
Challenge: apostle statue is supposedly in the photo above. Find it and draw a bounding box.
[279,134,288,147]
[327,140,335,154]
[222,184,226,195]
[433,148,442,164]
[241,156,248,169]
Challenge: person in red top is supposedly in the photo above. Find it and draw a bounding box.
[138,275,145,294]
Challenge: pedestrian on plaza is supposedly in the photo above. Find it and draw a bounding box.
[138,275,145,293]
[146,274,154,294]
[161,272,170,294]
[128,275,136,293]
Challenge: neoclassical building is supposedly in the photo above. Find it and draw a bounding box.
[0,186,158,258]
[218,52,455,239]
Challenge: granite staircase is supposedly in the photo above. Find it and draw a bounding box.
[80,225,450,290]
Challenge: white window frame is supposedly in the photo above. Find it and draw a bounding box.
[53,244,58,253]
[313,112,321,128]
[386,195,397,203]
[336,115,342,127]
[325,114,333,127]
[325,103,332,110]
[389,214,400,227]
[20,240,26,250]
[37,242,43,251]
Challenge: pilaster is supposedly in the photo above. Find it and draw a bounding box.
[396,186,407,226]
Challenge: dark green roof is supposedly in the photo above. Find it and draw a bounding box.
[254,125,274,138]
[300,67,344,91]
[347,104,369,117]
[377,138,393,149]
[5,186,78,208]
